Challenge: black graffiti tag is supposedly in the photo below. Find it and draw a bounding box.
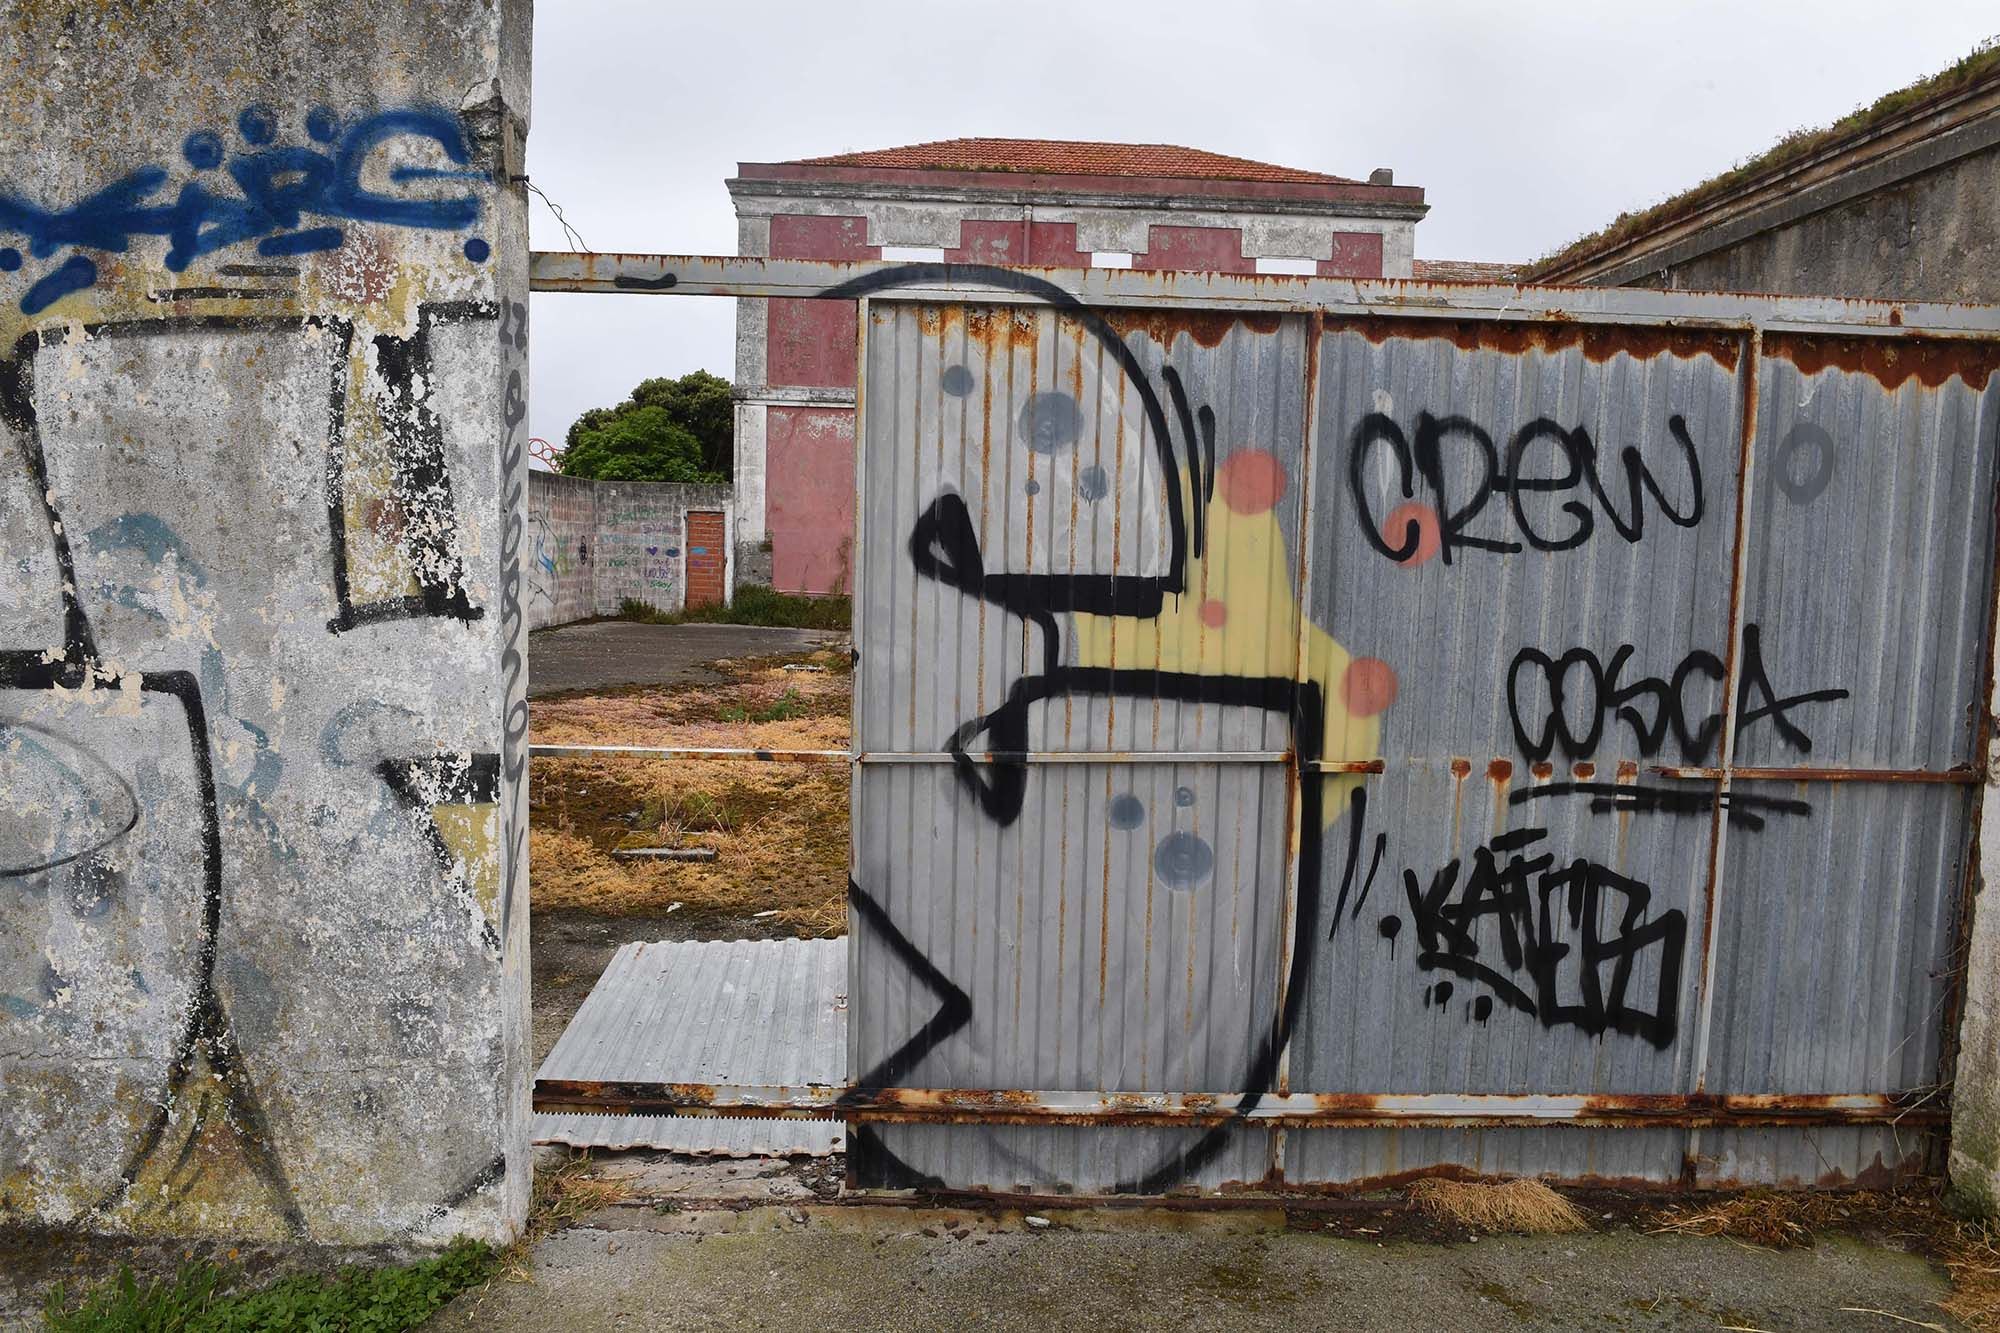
[1351,411,1704,562]
[1396,827,1687,1050]
[1506,624,1848,764]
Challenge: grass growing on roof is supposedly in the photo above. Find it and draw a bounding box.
[1530,37,2000,277]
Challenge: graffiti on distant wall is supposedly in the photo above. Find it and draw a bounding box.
[1,103,510,1238]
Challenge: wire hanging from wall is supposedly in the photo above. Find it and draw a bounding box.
[520,176,590,252]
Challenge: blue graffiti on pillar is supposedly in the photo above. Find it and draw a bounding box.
[0,105,491,315]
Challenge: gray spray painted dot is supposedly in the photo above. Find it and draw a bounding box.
[941,364,975,398]
[1108,793,1146,830]
[1023,479,1041,496]
[1078,464,1109,501]
[1018,391,1081,453]
[1173,785,1196,808]
[1154,831,1215,888]
[1776,422,1835,503]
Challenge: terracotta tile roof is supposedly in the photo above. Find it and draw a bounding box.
[790,138,1358,185]
[1412,259,1521,283]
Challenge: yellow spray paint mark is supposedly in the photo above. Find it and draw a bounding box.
[1070,449,1393,827]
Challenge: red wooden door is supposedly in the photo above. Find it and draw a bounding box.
[684,510,726,609]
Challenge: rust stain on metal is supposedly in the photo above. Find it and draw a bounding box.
[1763,330,2000,391]
[1449,757,1472,778]
[1572,761,1596,780]
[1101,308,1284,350]
[1529,760,1553,780]
[1617,759,1640,780]
[1335,316,1742,371]
[1487,758,1514,783]
[1727,765,1980,784]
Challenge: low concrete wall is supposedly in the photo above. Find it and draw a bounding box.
[527,473,734,629]
[0,1,533,1244]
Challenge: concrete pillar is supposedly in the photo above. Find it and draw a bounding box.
[1951,686,2000,1214]
[0,1,533,1243]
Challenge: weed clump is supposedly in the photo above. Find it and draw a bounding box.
[619,586,850,631]
[42,1237,495,1333]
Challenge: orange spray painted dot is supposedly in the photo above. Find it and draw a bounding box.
[1199,598,1228,628]
[1382,501,1441,567]
[1341,657,1398,716]
[1217,449,1287,515]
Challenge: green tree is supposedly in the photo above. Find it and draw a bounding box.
[560,370,733,483]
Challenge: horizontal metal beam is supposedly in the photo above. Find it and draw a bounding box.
[531,744,1301,766]
[1650,764,1983,784]
[532,1079,1946,1131]
[527,252,2000,338]
[531,743,847,764]
[530,746,1972,784]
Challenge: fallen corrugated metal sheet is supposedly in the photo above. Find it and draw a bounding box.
[532,1111,842,1157]
[533,938,846,1156]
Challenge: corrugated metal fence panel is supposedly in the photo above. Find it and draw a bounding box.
[1735,349,2000,770]
[1294,323,1743,1109]
[1297,766,1711,1097]
[856,304,1310,757]
[854,758,1291,1093]
[1705,782,1977,1094]
[849,290,1998,1194]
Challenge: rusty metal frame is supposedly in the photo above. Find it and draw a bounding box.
[533,1080,1944,1130]
[527,253,2000,340]
[528,250,2000,1172]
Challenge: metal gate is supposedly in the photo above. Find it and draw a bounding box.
[531,255,2000,1194]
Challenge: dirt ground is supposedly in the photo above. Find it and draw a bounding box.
[527,639,852,1068]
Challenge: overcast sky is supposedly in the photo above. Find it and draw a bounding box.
[525,1,1998,452]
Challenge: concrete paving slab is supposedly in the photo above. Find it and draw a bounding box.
[431,1210,1965,1332]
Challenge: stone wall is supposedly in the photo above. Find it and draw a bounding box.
[526,473,734,630]
[0,0,533,1244]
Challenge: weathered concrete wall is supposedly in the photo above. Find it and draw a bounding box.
[1637,139,2000,303]
[525,473,733,629]
[1956,726,2000,1212]
[0,0,533,1244]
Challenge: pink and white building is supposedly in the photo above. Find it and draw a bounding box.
[726,138,1430,593]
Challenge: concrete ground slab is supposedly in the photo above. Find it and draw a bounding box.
[528,622,842,697]
[433,1208,1964,1332]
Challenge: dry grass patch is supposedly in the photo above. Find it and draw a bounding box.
[1647,1190,2000,1330]
[1942,1225,2000,1331]
[1408,1178,1588,1234]
[529,651,851,936]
